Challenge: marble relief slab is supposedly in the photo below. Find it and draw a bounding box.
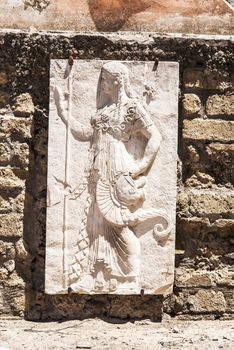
[45,60,179,295]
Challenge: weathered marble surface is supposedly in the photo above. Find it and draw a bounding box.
[0,0,233,33]
[45,60,179,295]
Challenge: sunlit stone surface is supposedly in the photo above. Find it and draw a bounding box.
[45,60,179,295]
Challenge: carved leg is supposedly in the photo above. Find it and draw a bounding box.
[119,226,141,277]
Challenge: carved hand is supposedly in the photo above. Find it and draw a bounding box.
[129,163,142,179]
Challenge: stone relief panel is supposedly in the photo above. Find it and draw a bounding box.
[45,60,179,295]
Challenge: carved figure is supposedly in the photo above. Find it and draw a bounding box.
[54,61,172,294]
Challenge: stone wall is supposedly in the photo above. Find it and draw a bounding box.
[0,31,233,321]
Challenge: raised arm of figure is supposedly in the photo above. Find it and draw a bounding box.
[54,86,93,141]
[139,124,161,172]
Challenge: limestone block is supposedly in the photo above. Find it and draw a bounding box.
[15,238,30,262]
[0,142,11,163]
[4,259,15,273]
[224,290,234,314]
[0,168,26,191]
[0,240,7,257]
[45,60,179,295]
[0,213,23,238]
[12,93,35,117]
[0,268,8,280]
[12,143,30,167]
[4,242,15,260]
[206,95,234,116]
[0,115,33,140]
[214,219,234,238]
[182,93,201,116]
[189,189,234,218]
[187,290,226,313]
[214,268,234,287]
[177,191,190,216]
[207,143,234,155]
[0,195,11,213]
[205,143,234,184]
[183,119,234,142]
[0,284,25,316]
[175,269,214,288]
[183,69,232,91]
[185,171,215,188]
[177,217,211,238]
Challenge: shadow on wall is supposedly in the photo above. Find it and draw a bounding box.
[87,0,151,31]
[87,0,234,31]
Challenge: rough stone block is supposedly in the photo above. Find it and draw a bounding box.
[12,93,35,117]
[12,143,30,167]
[0,195,11,213]
[0,240,7,257]
[0,284,25,317]
[177,218,233,239]
[214,219,234,238]
[206,143,234,184]
[183,119,234,142]
[0,142,11,164]
[187,290,226,313]
[175,269,214,288]
[207,143,234,156]
[0,213,23,238]
[185,171,215,188]
[177,191,190,216]
[0,115,33,140]
[189,189,234,218]
[183,69,232,91]
[177,217,211,240]
[223,289,234,314]
[0,142,30,167]
[206,143,234,164]
[0,168,26,191]
[15,238,30,262]
[182,93,201,116]
[214,268,234,287]
[206,95,234,116]
[14,191,26,213]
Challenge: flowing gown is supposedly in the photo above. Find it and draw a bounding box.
[69,99,154,293]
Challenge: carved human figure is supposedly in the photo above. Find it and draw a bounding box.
[54,61,171,294]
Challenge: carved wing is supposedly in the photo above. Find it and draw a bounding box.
[96,179,129,227]
[96,178,173,241]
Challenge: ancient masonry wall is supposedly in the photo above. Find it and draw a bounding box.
[0,31,233,321]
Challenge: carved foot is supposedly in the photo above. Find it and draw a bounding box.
[69,274,94,293]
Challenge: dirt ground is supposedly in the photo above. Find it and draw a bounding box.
[0,318,234,350]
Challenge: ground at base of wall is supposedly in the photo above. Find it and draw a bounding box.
[0,319,233,350]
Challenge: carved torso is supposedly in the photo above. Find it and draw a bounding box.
[91,100,152,140]
[89,100,153,184]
